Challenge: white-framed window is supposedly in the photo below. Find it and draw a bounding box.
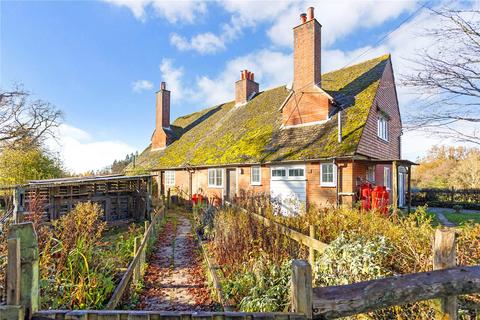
[208,168,223,188]
[288,168,305,177]
[251,166,261,185]
[320,163,337,187]
[366,165,375,183]
[165,170,175,185]
[384,167,391,190]
[271,165,306,181]
[377,115,389,141]
[271,168,286,178]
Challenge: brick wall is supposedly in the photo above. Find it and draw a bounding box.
[356,58,402,159]
[282,88,331,126]
[162,161,369,208]
[235,78,259,105]
[151,86,170,150]
[293,19,321,91]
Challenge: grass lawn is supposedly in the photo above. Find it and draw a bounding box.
[443,212,480,225]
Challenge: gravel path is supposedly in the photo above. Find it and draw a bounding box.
[136,211,217,311]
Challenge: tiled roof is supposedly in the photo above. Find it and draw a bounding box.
[130,54,390,172]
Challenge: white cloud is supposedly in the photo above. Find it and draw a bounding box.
[267,0,418,48]
[196,49,292,106]
[47,124,135,174]
[132,80,154,92]
[159,58,188,102]
[170,32,225,54]
[103,0,207,23]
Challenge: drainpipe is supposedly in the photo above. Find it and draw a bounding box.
[335,158,339,207]
[338,110,342,143]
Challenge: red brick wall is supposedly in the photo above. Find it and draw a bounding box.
[151,87,170,150]
[306,162,336,207]
[356,58,402,159]
[235,78,259,105]
[293,19,321,91]
[162,161,369,208]
[282,87,331,126]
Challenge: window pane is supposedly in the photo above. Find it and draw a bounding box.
[322,164,334,183]
[215,169,223,186]
[288,168,304,177]
[208,170,215,185]
[272,169,285,177]
[252,167,260,183]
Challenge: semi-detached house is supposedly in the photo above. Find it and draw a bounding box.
[129,7,415,213]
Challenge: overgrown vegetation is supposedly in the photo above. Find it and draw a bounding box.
[207,204,480,318]
[36,202,143,309]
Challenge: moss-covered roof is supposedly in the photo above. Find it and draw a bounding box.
[130,54,390,172]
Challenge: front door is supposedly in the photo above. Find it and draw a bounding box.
[226,169,237,201]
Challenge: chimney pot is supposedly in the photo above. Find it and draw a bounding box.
[250,72,254,81]
[300,13,307,23]
[161,82,166,90]
[307,7,314,21]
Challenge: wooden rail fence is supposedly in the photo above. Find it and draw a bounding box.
[3,204,479,320]
[225,201,329,264]
[105,205,166,309]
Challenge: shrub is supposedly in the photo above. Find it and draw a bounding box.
[223,258,291,312]
[314,234,391,286]
[212,207,305,276]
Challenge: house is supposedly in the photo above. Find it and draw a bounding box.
[130,7,415,213]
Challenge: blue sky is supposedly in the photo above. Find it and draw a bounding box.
[1,0,475,172]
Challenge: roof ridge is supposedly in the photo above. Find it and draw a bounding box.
[322,53,390,77]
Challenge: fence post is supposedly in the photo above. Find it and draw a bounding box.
[433,228,457,320]
[291,259,313,319]
[133,236,140,284]
[309,225,315,268]
[7,222,39,319]
[6,237,21,305]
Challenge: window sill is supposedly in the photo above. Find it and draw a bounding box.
[251,182,262,186]
[320,183,336,188]
[208,185,223,189]
[377,136,389,143]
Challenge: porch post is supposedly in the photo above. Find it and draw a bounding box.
[407,165,412,214]
[392,161,398,213]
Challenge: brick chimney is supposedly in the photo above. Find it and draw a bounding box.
[151,81,170,150]
[280,7,332,128]
[235,70,259,106]
[293,6,321,91]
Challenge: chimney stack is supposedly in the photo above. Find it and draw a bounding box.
[293,6,321,91]
[235,69,259,106]
[151,81,171,150]
[280,7,332,127]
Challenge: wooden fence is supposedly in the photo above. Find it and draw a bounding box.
[225,201,328,266]
[226,202,479,319]
[105,205,166,309]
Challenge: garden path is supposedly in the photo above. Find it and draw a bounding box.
[136,210,217,311]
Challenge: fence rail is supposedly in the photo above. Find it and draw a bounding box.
[311,265,480,319]
[225,201,329,261]
[105,205,166,309]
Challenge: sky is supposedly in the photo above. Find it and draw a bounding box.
[1,0,478,173]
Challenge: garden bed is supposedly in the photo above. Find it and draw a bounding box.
[197,203,480,319]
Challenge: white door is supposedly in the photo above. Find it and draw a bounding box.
[398,172,406,207]
[270,165,306,215]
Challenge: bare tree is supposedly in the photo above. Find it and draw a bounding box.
[402,8,480,145]
[0,85,63,149]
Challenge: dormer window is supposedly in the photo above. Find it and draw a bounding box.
[377,114,389,141]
